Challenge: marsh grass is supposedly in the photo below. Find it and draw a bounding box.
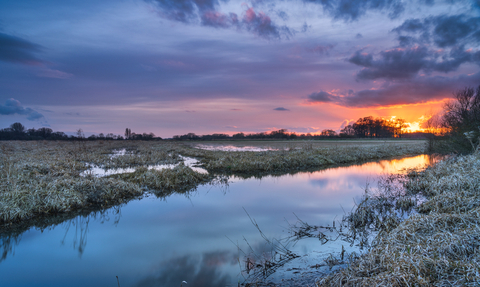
[1,140,425,227]
[110,162,214,197]
[317,152,480,286]
[183,141,426,175]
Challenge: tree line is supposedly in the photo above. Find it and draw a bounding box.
[0,123,160,141]
[1,116,414,141]
[172,117,412,141]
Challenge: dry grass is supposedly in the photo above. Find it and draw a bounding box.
[183,140,426,175]
[317,152,480,286]
[110,163,213,196]
[0,140,425,226]
[0,141,196,225]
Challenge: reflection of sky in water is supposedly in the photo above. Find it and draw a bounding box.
[0,155,436,287]
[80,156,208,177]
[195,144,280,151]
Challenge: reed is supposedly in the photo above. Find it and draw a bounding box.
[317,152,480,286]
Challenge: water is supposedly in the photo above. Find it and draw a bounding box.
[195,143,280,152]
[0,155,437,287]
[80,156,208,177]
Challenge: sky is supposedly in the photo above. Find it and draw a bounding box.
[0,0,479,137]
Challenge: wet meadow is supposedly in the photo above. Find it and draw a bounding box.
[2,139,477,286]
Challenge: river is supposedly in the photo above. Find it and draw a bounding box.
[0,154,437,287]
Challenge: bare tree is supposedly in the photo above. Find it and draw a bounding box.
[441,86,480,153]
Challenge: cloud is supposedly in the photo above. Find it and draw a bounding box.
[349,45,480,81]
[349,13,480,81]
[149,0,290,39]
[149,0,218,22]
[133,251,235,287]
[303,0,405,21]
[349,47,430,80]
[306,71,480,108]
[38,68,73,79]
[309,44,334,54]
[432,15,480,48]
[393,14,480,48]
[0,98,44,120]
[0,32,43,65]
[340,119,355,128]
[273,107,289,111]
[242,7,290,39]
[307,91,334,103]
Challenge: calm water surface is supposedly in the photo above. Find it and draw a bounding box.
[0,155,436,287]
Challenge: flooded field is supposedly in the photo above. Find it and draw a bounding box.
[189,139,425,151]
[0,154,436,287]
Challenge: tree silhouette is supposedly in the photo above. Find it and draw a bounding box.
[125,128,132,139]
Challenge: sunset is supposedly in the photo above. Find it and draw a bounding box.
[1,0,479,137]
[1,1,480,287]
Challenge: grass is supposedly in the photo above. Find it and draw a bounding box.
[0,140,426,227]
[317,151,480,286]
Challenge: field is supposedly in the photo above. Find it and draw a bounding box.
[3,139,478,286]
[0,139,426,227]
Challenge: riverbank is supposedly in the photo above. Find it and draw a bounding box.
[0,140,425,226]
[317,151,480,286]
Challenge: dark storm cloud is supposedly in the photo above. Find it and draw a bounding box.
[349,13,480,81]
[306,72,480,107]
[349,46,478,80]
[432,15,480,47]
[303,0,404,21]
[0,32,42,65]
[307,91,334,103]
[0,98,44,120]
[349,47,430,80]
[149,0,290,39]
[273,107,289,111]
[393,14,480,48]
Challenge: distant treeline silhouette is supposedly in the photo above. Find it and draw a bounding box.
[173,116,419,141]
[1,115,421,141]
[0,123,160,141]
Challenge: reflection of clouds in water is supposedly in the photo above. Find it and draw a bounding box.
[133,250,237,287]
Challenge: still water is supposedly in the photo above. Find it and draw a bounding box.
[0,155,436,287]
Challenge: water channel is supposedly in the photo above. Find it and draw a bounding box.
[0,154,437,287]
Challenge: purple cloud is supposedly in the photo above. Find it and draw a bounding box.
[0,98,44,120]
[0,32,43,65]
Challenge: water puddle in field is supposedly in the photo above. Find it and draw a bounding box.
[0,154,442,287]
[194,144,280,152]
[80,155,208,177]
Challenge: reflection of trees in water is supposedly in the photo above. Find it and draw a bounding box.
[0,235,21,263]
[61,206,122,257]
[133,250,238,287]
[0,205,122,262]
